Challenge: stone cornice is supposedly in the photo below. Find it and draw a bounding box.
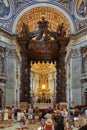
[0,27,17,39]
[70,27,87,45]
[0,27,21,61]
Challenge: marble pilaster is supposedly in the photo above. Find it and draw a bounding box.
[5,48,20,107]
[70,48,82,106]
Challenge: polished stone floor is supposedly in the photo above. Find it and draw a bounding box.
[0,121,41,130]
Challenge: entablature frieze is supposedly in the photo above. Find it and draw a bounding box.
[17,37,70,61]
[70,28,87,45]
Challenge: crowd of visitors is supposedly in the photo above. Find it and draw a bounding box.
[0,106,87,130]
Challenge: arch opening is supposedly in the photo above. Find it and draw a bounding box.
[12,3,76,33]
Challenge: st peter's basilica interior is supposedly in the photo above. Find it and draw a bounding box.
[0,0,87,111]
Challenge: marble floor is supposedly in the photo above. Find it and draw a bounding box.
[0,121,41,130]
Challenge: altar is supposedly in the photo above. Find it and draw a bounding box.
[30,72,56,108]
[34,103,53,109]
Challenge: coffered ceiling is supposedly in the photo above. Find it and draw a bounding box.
[16,6,71,33]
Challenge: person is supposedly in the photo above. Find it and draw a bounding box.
[85,108,87,117]
[48,107,53,114]
[12,106,15,123]
[67,111,74,121]
[63,108,68,119]
[45,119,53,130]
[3,107,8,121]
[28,106,33,123]
[34,107,40,123]
[79,125,87,130]
[44,110,52,120]
[41,110,46,129]
[54,110,64,130]
[17,109,26,130]
[68,119,75,130]
[41,118,45,130]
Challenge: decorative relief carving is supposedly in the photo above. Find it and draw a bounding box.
[5,48,16,57]
[71,48,81,57]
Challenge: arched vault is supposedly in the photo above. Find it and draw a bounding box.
[12,3,76,33]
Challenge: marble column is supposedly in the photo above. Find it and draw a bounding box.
[71,48,82,106]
